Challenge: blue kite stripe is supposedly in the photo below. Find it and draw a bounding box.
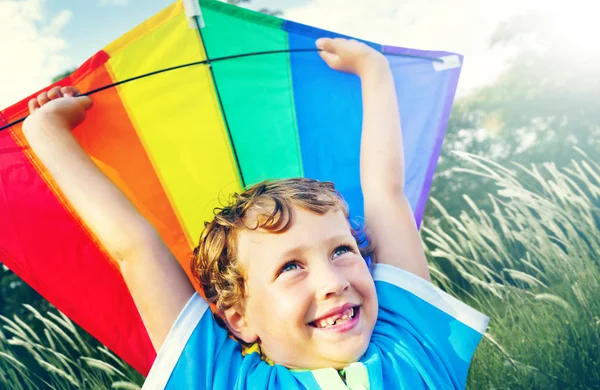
[286,23,365,219]
[285,20,463,225]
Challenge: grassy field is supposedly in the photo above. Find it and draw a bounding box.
[0,304,144,389]
[424,151,600,389]
[1,153,598,389]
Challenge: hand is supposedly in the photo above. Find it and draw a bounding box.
[24,86,92,132]
[316,38,388,77]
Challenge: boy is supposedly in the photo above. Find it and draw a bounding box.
[24,38,488,389]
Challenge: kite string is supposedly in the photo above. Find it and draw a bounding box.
[0,48,444,133]
[0,49,315,132]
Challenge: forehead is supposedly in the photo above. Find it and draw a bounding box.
[236,207,353,267]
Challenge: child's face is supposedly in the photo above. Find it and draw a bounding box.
[236,206,378,370]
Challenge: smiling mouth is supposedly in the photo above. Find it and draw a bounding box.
[309,306,359,329]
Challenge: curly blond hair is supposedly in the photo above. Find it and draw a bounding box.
[191,178,374,329]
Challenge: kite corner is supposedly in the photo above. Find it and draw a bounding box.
[432,55,462,72]
[182,0,205,29]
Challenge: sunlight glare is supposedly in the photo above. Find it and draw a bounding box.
[543,0,600,58]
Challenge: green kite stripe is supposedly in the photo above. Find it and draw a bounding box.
[201,1,303,184]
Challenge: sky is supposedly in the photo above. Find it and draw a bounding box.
[0,0,589,109]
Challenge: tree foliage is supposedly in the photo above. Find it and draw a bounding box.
[51,69,76,84]
[427,11,600,219]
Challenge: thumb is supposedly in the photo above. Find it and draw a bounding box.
[316,38,337,54]
[318,50,340,68]
[317,38,342,69]
[76,95,93,111]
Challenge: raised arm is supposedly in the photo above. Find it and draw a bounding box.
[23,87,195,350]
[317,39,430,281]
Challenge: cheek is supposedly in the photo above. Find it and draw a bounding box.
[248,283,312,330]
[359,277,377,303]
[348,268,378,329]
[347,261,377,300]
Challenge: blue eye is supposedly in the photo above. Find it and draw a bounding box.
[333,245,352,258]
[281,262,300,273]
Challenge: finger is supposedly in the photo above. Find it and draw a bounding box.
[28,98,40,114]
[316,38,336,53]
[76,95,93,111]
[47,86,63,100]
[37,92,50,107]
[61,86,79,98]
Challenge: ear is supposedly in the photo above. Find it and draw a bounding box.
[222,306,258,344]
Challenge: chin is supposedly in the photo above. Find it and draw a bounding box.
[328,356,364,370]
[280,343,369,371]
[325,342,370,369]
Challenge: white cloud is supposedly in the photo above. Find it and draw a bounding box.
[0,0,72,109]
[43,9,72,36]
[277,0,532,95]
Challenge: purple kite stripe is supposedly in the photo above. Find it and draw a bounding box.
[382,45,458,61]
[413,55,463,227]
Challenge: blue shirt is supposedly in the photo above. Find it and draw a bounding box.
[143,264,489,389]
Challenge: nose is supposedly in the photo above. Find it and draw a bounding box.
[315,264,350,300]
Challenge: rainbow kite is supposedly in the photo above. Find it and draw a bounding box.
[0,0,462,376]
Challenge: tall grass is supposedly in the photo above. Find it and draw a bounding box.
[0,304,143,389]
[424,149,600,389]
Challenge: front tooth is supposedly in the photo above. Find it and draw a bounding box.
[327,317,336,325]
[340,308,351,320]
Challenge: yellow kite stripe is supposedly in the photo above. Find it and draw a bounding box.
[105,4,241,245]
